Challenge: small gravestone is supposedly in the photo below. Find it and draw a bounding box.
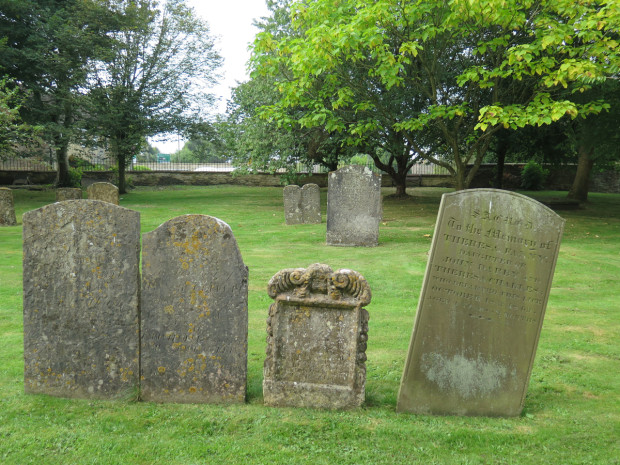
[326,165,381,246]
[141,215,248,403]
[397,189,565,417]
[87,182,119,205]
[264,263,371,409]
[56,188,82,201]
[0,187,17,226]
[283,184,321,225]
[23,200,140,399]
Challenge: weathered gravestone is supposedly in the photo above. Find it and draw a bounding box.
[283,184,321,225]
[56,188,82,201]
[326,165,381,247]
[23,200,140,398]
[87,182,119,205]
[264,263,371,409]
[141,215,248,403]
[397,189,565,417]
[0,187,17,226]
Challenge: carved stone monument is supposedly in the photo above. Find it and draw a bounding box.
[23,200,140,399]
[326,165,381,246]
[0,187,17,226]
[283,184,321,225]
[56,188,82,201]
[141,215,249,403]
[264,264,371,409]
[87,182,119,205]
[397,189,565,417]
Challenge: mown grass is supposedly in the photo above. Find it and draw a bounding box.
[0,185,618,464]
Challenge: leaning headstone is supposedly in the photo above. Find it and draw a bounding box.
[326,165,381,246]
[0,187,17,226]
[283,184,321,225]
[141,215,248,403]
[23,200,140,399]
[397,189,565,417]
[56,188,82,201]
[87,182,119,205]
[264,263,371,409]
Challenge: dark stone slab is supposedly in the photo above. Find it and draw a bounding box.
[141,215,248,403]
[326,165,382,246]
[0,187,17,226]
[397,189,565,417]
[87,182,119,205]
[264,264,371,409]
[56,188,82,201]
[23,200,140,399]
[283,184,321,225]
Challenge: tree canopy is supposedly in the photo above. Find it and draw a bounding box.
[251,0,620,192]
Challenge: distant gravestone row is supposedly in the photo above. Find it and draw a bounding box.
[283,166,383,247]
[21,186,564,416]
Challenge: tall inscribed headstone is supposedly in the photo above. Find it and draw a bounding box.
[23,200,140,398]
[141,215,248,403]
[283,184,321,225]
[397,189,565,417]
[264,263,371,409]
[326,165,381,247]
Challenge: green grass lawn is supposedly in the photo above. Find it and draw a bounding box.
[0,185,618,464]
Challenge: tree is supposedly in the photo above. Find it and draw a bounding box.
[252,0,620,192]
[0,0,116,186]
[87,0,221,193]
[0,76,41,159]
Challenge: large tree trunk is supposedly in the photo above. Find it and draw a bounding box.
[567,145,595,202]
[117,155,128,194]
[393,174,407,197]
[55,142,72,187]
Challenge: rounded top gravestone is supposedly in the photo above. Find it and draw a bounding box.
[397,189,565,417]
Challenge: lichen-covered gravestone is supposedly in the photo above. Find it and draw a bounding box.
[141,215,249,403]
[56,188,82,201]
[23,200,140,398]
[87,182,119,205]
[264,264,371,409]
[0,187,17,226]
[326,165,381,246]
[283,184,321,225]
[397,189,565,417]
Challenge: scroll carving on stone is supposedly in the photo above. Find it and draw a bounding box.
[264,263,370,409]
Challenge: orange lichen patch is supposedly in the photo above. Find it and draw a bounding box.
[157,366,166,373]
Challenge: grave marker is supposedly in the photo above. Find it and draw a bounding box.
[283,184,321,225]
[397,189,565,416]
[56,188,82,201]
[326,165,381,246]
[141,215,249,403]
[23,200,140,399]
[87,182,119,205]
[0,187,17,226]
[264,263,371,409]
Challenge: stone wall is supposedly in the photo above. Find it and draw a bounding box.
[1,165,619,193]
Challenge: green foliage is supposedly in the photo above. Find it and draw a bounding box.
[0,76,41,159]
[520,161,549,190]
[67,167,83,188]
[1,186,619,464]
[252,0,620,191]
